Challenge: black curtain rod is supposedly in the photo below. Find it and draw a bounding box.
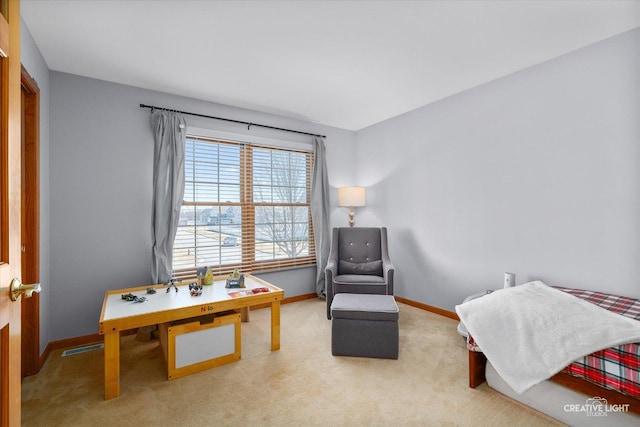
[139,104,326,139]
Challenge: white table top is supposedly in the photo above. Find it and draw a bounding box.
[101,277,272,322]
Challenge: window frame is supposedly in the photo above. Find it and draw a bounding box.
[173,134,316,280]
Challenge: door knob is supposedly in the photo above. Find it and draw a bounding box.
[10,278,41,301]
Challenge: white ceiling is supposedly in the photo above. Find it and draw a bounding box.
[21,0,640,131]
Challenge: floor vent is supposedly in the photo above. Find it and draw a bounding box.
[61,343,104,357]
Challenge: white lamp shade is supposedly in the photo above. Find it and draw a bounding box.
[338,187,366,207]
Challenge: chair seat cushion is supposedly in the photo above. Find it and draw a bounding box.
[333,274,385,285]
[331,293,399,322]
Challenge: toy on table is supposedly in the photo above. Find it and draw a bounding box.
[226,268,245,288]
[121,293,147,303]
[164,272,180,293]
[204,267,214,286]
[188,282,203,297]
[196,267,207,286]
[146,288,156,294]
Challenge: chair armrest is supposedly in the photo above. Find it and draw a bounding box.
[326,259,337,275]
[325,259,337,297]
[383,260,394,295]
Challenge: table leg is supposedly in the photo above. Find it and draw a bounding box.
[103,331,121,399]
[271,300,280,351]
[240,306,250,322]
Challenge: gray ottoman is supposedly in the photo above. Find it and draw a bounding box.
[330,293,399,359]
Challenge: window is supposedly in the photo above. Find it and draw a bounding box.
[173,136,315,278]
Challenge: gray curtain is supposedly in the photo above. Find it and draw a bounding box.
[151,111,186,284]
[311,137,330,297]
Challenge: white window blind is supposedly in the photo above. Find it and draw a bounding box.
[173,136,315,279]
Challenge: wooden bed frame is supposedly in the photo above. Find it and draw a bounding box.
[468,350,640,416]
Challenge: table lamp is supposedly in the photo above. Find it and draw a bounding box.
[338,186,366,227]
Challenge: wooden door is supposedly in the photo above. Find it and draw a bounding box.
[21,66,40,378]
[0,0,22,426]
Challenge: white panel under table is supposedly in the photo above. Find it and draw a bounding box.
[159,311,241,380]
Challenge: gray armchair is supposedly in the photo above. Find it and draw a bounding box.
[326,227,394,319]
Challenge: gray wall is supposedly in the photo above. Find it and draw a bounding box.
[356,27,640,310]
[21,18,51,355]
[49,72,355,341]
[29,20,640,344]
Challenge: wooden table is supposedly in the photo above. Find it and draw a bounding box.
[98,274,283,400]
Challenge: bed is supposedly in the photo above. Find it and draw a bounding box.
[457,282,640,426]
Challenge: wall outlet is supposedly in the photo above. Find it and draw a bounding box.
[504,272,515,288]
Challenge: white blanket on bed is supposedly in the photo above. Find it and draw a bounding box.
[455,281,640,394]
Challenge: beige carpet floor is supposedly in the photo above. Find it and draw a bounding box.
[22,299,563,426]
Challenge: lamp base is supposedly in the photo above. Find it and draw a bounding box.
[348,208,355,227]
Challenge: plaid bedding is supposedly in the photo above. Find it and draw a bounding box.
[554,286,640,398]
[466,286,640,398]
